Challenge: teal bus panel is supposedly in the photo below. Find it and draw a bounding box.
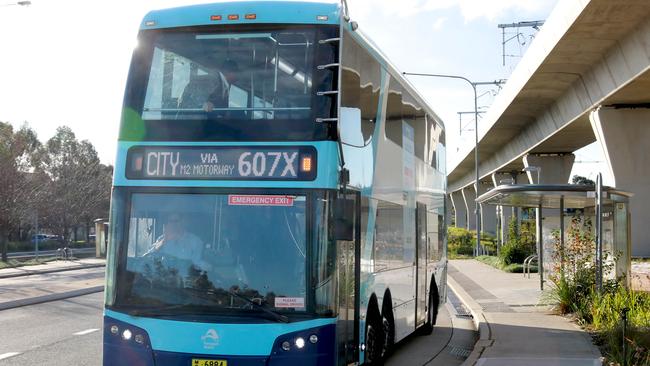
[141,1,340,29]
[113,140,340,189]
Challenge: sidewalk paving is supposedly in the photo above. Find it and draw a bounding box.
[0,259,105,310]
[0,258,105,279]
[449,259,601,366]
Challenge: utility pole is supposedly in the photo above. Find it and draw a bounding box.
[498,20,545,66]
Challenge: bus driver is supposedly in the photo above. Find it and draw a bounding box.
[145,213,207,269]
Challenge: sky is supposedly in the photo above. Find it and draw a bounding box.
[0,0,610,183]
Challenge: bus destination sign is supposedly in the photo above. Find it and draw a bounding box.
[126,146,316,181]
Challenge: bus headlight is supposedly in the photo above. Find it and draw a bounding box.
[281,341,291,351]
[309,334,318,344]
[295,337,305,349]
[122,329,133,341]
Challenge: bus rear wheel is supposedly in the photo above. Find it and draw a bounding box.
[420,286,439,335]
[365,314,385,365]
[381,310,395,358]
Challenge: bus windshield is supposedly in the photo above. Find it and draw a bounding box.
[121,26,337,141]
[115,193,308,317]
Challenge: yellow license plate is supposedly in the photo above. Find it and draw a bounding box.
[192,359,227,366]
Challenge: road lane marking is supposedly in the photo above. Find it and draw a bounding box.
[0,352,21,360]
[73,328,100,336]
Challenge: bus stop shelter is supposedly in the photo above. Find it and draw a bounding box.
[476,184,632,291]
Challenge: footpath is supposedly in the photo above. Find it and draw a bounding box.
[449,259,601,366]
[0,258,105,311]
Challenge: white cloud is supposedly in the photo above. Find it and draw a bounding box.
[452,0,553,22]
[432,17,447,31]
[350,0,555,22]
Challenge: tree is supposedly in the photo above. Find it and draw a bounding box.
[0,122,40,261]
[571,175,595,185]
[37,127,112,242]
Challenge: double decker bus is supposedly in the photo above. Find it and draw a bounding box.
[103,1,447,365]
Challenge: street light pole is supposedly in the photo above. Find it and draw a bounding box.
[0,1,31,6]
[403,73,506,256]
[403,72,480,255]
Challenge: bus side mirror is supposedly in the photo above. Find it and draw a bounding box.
[333,197,354,241]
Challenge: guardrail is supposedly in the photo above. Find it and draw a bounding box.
[7,247,95,260]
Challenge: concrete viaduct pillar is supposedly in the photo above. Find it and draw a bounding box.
[591,107,650,257]
[492,172,515,245]
[450,190,467,229]
[522,153,575,184]
[522,153,575,256]
[475,183,497,235]
[462,186,477,231]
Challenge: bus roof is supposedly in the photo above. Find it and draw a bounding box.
[346,24,447,132]
[140,1,341,29]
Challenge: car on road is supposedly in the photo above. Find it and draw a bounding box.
[30,234,63,244]
[30,234,48,243]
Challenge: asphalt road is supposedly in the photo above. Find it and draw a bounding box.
[0,292,103,365]
[0,266,104,305]
[0,292,475,365]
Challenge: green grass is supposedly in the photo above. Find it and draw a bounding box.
[588,287,650,365]
[0,257,58,270]
[476,255,538,273]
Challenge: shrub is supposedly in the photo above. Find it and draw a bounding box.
[548,215,650,366]
[499,243,529,265]
[499,216,536,264]
[593,287,650,366]
[448,227,474,257]
[476,255,537,273]
[480,232,497,255]
[448,227,499,257]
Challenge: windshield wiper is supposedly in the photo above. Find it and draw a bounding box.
[126,304,191,317]
[225,289,289,323]
[181,286,290,323]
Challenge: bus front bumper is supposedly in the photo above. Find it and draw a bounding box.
[103,315,336,366]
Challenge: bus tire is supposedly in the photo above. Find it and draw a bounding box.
[381,296,395,358]
[364,302,385,365]
[420,280,439,335]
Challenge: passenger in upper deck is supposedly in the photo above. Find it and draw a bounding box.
[202,59,240,115]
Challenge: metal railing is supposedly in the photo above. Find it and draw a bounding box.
[523,254,538,278]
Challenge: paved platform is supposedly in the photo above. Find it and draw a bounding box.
[448,259,601,366]
[0,258,105,279]
[0,264,105,310]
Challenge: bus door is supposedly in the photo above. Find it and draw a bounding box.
[335,191,360,365]
[415,203,428,327]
